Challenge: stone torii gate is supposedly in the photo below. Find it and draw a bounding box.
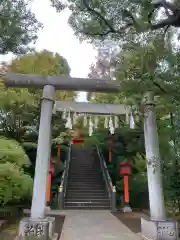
[4,73,178,240]
[4,73,120,239]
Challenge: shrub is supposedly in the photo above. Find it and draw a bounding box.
[0,138,33,205]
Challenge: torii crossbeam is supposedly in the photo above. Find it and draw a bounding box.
[4,73,120,92]
[54,101,127,115]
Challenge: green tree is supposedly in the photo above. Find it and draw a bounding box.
[0,137,30,166]
[0,50,76,163]
[86,34,180,211]
[0,137,33,205]
[9,50,77,100]
[0,78,39,142]
[52,0,180,213]
[0,0,42,54]
[53,0,180,42]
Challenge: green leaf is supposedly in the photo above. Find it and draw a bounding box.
[0,0,42,54]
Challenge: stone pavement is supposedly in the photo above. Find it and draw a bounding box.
[0,220,7,231]
[60,210,141,240]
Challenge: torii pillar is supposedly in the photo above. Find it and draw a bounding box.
[4,73,120,240]
[141,91,178,240]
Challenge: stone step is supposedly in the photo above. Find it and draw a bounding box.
[70,163,100,165]
[66,190,108,195]
[68,174,102,177]
[69,169,101,172]
[66,193,108,198]
[68,178,104,185]
[69,171,102,174]
[65,147,109,210]
[65,201,110,207]
[65,195,109,199]
[67,189,106,193]
[69,164,100,167]
[67,184,105,188]
[69,174,102,177]
[70,172,101,173]
[68,182,105,186]
[65,200,110,205]
[68,173,102,176]
[66,185,107,192]
[66,189,107,193]
[65,201,110,206]
[68,178,103,181]
[65,197,109,201]
[64,205,110,209]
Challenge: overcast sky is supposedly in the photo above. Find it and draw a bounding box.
[1,0,97,101]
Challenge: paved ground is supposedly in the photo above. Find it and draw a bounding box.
[114,211,148,233]
[60,210,141,240]
[0,220,7,229]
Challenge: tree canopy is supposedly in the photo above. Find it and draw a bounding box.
[8,50,77,100]
[0,50,76,158]
[52,0,180,44]
[0,0,42,54]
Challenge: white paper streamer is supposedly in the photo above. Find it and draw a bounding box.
[73,112,78,125]
[109,116,115,134]
[89,116,93,136]
[114,116,119,128]
[84,114,87,126]
[62,108,67,119]
[130,113,135,129]
[94,116,99,129]
[125,109,129,124]
[53,102,56,114]
[104,116,108,128]
[65,110,72,129]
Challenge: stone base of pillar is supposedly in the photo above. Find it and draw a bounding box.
[122,206,132,213]
[45,206,51,212]
[18,217,55,240]
[140,217,179,240]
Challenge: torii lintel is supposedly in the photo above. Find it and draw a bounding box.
[4,73,120,93]
[54,101,127,115]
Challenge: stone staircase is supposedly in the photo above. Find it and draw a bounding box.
[65,145,110,209]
